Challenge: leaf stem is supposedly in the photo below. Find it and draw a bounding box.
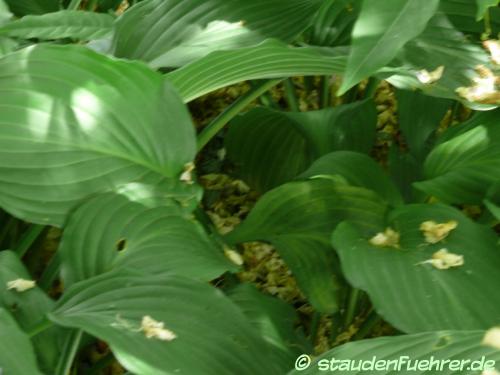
[28,317,54,338]
[55,329,83,375]
[284,79,300,111]
[320,76,331,108]
[363,77,380,99]
[342,288,360,330]
[38,253,61,291]
[353,310,382,340]
[15,224,45,258]
[67,0,83,10]
[197,79,283,151]
[309,312,321,345]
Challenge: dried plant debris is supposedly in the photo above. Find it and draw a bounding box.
[417,66,445,85]
[224,246,244,266]
[482,327,500,350]
[484,40,500,65]
[6,278,36,292]
[419,248,464,270]
[456,65,500,105]
[179,162,196,184]
[369,227,400,248]
[420,220,458,244]
[140,316,177,342]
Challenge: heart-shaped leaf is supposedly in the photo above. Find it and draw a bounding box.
[332,204,500,333]
[226,179,387,313]
[0,44,196,225]
[59,188,233,286]
[50,271,281,375]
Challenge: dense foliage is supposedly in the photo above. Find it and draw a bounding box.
[0,0,499,374]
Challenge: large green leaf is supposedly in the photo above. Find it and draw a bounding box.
[0,308,42,375]
[383,14,494,109]
[332,204,500,333]
[0,44,196,226]
[299,151,404,207]
[0,11,114,40]
[4,0,59,16]
[485,182,500,220]
[226,179,387,313]
[226,101,376,193]
[289,330,500,374]
[165,40,348,102]
[112,0,322,68]
[59,189,233,286]
[227,284,311,373]
[0,251,62,372]
[338,0,439,94]
[415,114,500,204]
[50,271,281,375]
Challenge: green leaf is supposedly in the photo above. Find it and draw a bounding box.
[4,0,59,16]
[59,189,233,287]
[0,44,196,226]
[288,330,500,374]
[476,0,499,20]
[299,151,404,207]
[0,250,63,372]
[112,0,323,68]
[396,89,452,161]
[382,14,494,109]
[415,113,500,204]
[226,107,312,193]
[308,0,361,47]
[165,39,348,102]
[225,100,377,193]
[226,179,387,313]
[332,204,500,333]
[0,11,114,40]
[0,308,42,375]
[338,0,439,94]
[50,271,280,375]
[441,0,500,35]
[227,284,311,372]
[484,181,500,220]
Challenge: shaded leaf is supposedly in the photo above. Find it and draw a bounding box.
[415,112,500,204]
[5,0,59,16]
[226,179,387,312]
[299,151,404,206]
[228,284,311,372]
[0,308,42,375]
[0,251,63,372]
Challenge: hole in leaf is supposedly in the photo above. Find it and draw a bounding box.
[116,238,127,252]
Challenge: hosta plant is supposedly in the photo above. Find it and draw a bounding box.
[0,0,499,374]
